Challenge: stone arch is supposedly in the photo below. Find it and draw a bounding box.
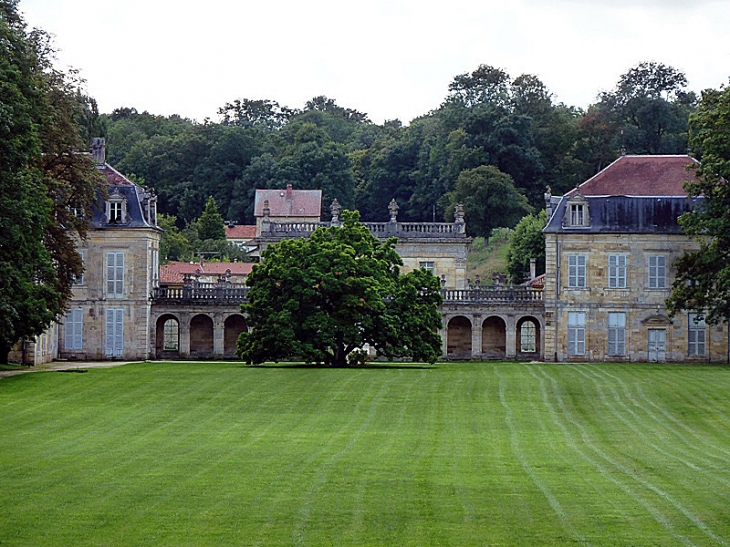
[224,314,247,358]
[516,316,541,359]
[155,314,180,359]
[482,316,506,359]
[190,314,214,359]
[447,316,472,359]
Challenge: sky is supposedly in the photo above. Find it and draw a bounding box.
[18,0,730,125]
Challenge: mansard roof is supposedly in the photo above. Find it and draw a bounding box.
[90,163,158,229]
[254,184,322,218]
[545,155,701,234]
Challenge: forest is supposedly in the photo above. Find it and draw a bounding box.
[95,61,696,238]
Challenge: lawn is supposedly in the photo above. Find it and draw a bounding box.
[1,361,729,546]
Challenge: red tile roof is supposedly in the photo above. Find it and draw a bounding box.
[569,155,699,197]
[160,261,254,284]
[225,225,257,240]
[254,184,322,218]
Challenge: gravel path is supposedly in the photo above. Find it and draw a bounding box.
[0,361,136,379]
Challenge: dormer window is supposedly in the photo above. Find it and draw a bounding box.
[570,203,584,225]
[563,194,590,228]
[106,191,128,224]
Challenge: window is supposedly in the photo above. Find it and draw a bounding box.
[608,255,626,289]
[568,255,586,288]
[570,204,585,226]
[688,314,706,356]
[648,255,666,289]
[608,312,626,356]
[106,252,124,297]
[64,308,83,350]
[106,191,127,224]
[419,261,434,272]
[520,321,537,353]
[567,312,586,356]
[105,308,124,357]
[73,250,85,286]
[163,319,179,350]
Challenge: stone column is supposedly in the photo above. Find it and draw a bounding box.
[179,313,191,357]
[505,315,517,359]
[471,315,483,359]
[213,314,225,358]
[439,323,448,358]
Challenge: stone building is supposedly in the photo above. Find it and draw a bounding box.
[542,154,728,363]
[57,139,162,361]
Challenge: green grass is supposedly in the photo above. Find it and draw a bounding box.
[467,229,512,284]
[1,361,730,546]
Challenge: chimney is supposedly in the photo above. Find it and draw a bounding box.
[91,137,106,167]
[530,258,536,280]
[286,184,293,200]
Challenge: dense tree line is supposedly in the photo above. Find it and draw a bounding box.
[0,0,103,361]
[102,62,696,240]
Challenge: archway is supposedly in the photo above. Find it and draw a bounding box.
[482,316,506,359]
[516,316,541,359]
[224,315,247,358]
[447,316,472,359]
[190,314,214,358]
[155,314,180,359]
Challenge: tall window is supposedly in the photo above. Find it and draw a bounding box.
[105,308,124,357]
[163,319,179,350]
[73,251,85,286]
[688,314,706,356]
[648,255,666,289]
[520,320,537,353]
[608,255,626,289]
[567,312,586,355]
[607,312,626,356]
[106,252,124,297]
[64,308,83,350]
[568,255,586,288]
[569,204,585,226]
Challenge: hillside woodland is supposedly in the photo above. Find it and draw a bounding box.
[98,62,697,239]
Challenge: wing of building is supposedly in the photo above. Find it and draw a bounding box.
[542,154,725,362]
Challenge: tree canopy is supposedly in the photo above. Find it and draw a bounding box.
[0,0,103,360]
[507,210,547,284]
[237,211,443,366]
[666,84,730,324]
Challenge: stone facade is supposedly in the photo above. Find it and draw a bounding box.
[543,155,728,363]
[56,139,162,362]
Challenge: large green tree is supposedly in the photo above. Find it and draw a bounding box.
[237,211,443,366]
[666,84,730,324]
[0,1,103,361]
[507,210,547,284]
[443,165,532,238]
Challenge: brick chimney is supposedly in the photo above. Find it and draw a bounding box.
[91,137,105,167]
[286,184,293,200]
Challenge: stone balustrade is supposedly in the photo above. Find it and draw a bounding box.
[152,284,541,305]
[259,220,467,240]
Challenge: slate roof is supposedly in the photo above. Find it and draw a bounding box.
[545,155,701,234]
[254,184,322,218]
[90,164,158,229]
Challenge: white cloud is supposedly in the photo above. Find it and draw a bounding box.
[18,0,730,124]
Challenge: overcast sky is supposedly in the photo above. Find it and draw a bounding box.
[18,0,730,125]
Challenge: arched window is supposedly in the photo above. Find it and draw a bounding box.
[163,319,179,350]
[520,321,537,353]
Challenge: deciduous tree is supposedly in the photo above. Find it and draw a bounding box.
[667,84,730,324]
[237,211,443,366]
